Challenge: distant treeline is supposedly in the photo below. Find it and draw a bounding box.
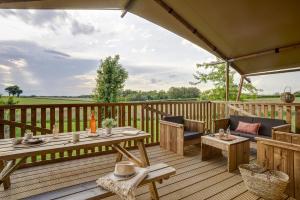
[20,87,201,101]
[120,87,200,101]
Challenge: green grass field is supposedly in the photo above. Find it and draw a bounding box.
[1,97,94,104]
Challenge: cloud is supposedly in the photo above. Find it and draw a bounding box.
[0,10,68,31]
[71,20,96,35]
[0,9,98,35]
[150,78,162,84]
[0,40,98,95]
[44,50,70,58]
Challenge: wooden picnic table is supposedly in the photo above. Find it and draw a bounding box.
[0,127,160,199]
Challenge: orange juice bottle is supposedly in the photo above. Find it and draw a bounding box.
[90,111,96,133]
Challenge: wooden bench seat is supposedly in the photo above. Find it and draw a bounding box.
[26,163,175,200]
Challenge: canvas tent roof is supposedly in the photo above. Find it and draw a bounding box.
[1,0,300,75]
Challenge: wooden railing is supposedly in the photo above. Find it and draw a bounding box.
[1,100,300,167]
[0,101,212,167]
[213,101,300,133]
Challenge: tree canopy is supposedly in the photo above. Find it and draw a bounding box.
[192,59,261,100]
[94,55,128,103]
[5,85,23,97]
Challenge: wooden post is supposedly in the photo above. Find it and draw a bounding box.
[236,76,244,101]
[295,106,300,133]
[225,61,230,101]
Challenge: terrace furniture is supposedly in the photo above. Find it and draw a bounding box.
[256,136,300,199]
[201,134,250,172]
[27,163,175,200]
[0,127,173,200]
[214,115,291,141]
[160,116,205,155]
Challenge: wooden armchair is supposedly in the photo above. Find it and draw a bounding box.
[159,116,205,156]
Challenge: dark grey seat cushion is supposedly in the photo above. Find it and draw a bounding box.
[163,116,184,125]
[184,131,200,140]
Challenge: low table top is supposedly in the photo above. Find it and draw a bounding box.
[201,134,249,146]
[0,127,150,160]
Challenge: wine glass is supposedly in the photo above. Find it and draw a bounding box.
[219,129,225,137]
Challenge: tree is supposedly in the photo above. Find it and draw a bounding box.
[16,89,23,97]
[168,87,200,99]
[94,55,128,102]
[191,59,261,100]
[5,85,22,97]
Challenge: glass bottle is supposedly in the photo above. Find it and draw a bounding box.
[90,111,96,133]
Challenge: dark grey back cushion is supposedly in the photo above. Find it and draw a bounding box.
[229,115,286,137]
[252,117,286,137]
[229,115,253,130]
[163,116,184,125]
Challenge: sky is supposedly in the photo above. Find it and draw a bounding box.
[0,9,300,96]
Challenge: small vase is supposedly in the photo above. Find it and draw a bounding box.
[105,127,112,135]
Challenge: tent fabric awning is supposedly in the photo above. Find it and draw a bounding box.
[1,0,300,75]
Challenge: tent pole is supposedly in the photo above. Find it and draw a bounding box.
[236,76,244,101]
[225,61,229,101]
[121,0,135,18]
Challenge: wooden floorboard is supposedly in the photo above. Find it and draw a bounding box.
[0,144,289,200]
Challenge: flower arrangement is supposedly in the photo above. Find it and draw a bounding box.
[102,118,117,128]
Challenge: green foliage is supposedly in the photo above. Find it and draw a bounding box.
[192,59,261,101]
[121,90,168,101]
[168,87,200,99]
[121,87,199,101]
[94,55,128,103]
[102,118,117,128]
[0,96,19,105]
[5,85,23,97]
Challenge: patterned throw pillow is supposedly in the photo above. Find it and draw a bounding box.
[235,121,261,135]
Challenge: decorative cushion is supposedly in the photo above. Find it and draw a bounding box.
[235,121,261,135]
[163,116,184,125]
[184,131,200,140]
[229,115,253,131]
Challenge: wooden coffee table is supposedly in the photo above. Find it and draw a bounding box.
[201,134,250,172]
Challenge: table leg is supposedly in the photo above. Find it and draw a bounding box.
[0,157,26,190]
[115,141,127,163]
[201,143,222,161]
[228,144,237,172]
[0,160,11,189]
[137,139,159,200]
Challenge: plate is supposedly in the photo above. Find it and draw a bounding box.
[219,135,236,141]
[22,138,46,145]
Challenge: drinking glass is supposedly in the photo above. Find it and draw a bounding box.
[219,129,225,137]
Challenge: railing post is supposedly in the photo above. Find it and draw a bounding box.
[0,108,4,139]
[295,106,300,133]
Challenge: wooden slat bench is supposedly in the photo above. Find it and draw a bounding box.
[25,163,175,200]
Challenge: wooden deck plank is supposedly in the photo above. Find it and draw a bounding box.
[0,144,268,200]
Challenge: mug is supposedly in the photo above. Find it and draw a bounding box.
[72,132,80,143]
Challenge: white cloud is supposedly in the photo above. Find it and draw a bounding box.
[0,9,298,95]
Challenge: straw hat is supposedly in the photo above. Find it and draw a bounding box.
[113,161,137,180]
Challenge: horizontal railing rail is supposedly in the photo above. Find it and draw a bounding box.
[0,101,212,167]
[1,100,299,168]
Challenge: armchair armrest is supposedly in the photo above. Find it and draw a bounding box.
[159,120,184,128]
[184,119,205,134]
[214,118,229,133]
[272,124,291,139]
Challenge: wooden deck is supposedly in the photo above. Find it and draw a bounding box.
[0,145,294,200]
